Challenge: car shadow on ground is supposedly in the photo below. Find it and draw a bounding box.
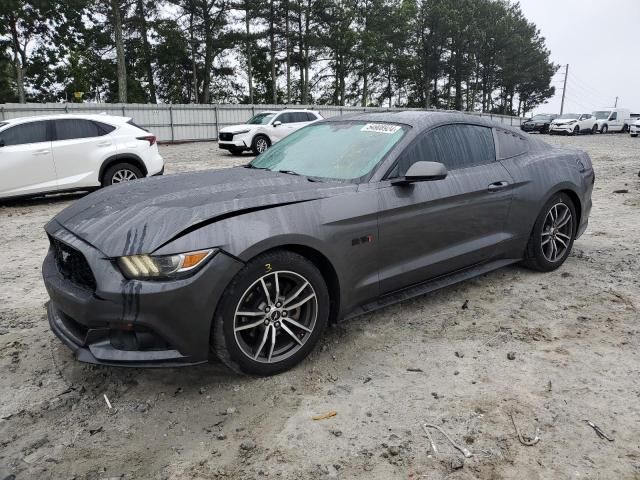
[0,191,90,208]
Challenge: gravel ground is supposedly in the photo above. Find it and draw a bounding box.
[0,134,639,480]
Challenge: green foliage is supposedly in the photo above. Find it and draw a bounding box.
[0,0,556,114]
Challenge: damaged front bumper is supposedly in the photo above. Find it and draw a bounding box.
[42,226,244,367]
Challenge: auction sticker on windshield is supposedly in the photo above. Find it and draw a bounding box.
[360,123,402,134]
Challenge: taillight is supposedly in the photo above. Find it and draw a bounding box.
[137,135,156,146]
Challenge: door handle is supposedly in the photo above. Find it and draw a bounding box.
[97,141,112,147]
[488,181,510,192]
[33,149,50,155]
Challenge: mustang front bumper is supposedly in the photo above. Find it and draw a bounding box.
[42,225,244,367]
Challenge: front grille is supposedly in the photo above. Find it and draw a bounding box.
[219,132,233,141]
[50,237,97,291]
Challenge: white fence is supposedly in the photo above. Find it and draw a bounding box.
[0,103,524,143]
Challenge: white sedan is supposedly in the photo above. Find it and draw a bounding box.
[218,109,322,155]
[630,118,640,137]
[549,113,598,135]
[0,114,164,200]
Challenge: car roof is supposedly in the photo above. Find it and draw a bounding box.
[326,110,512,131]
[0,114,131,125]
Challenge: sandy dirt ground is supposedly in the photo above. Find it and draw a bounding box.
[0,134,639,480]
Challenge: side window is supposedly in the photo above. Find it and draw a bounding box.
[54,119,102,141]
[293,112,309,123]
[391,124,495,177]
[496,129,528,160]
[0,121,50,146]
[609,112,617,121]
[275,113,293,124]
[94,121,116,135]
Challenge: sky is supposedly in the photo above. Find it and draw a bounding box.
[518,0,640,115]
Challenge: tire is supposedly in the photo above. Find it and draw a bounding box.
[523,192,577,272]
[548,131,555,136]
[572,126,579,136]
[101,162,143,187]
[591,125,597,134]
[622,124,629,134]
[212,250,330,376]
[631,134,638,138]
[601,124,608,134]
[229,147,244,156]
[542,125,549,134]
[251,135,270,155]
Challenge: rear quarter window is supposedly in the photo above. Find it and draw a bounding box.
[496,129,528,160]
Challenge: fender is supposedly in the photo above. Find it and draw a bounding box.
[99,153,148,180]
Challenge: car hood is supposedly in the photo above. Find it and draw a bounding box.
[552,119,577,125]
[48,168,355,257]
[219,124,256,134]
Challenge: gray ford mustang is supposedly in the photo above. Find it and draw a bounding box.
[43,111,594,375]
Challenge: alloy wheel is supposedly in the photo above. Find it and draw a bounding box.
[233,271,318,363]
[541,202,573,263]
[256,138,268,153]
[111,169,138,183]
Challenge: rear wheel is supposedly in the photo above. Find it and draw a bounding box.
[212,250,329,376]
[622,124,629,133]
[251,135,270,155]
[523,193,576,272]
[101,163,143,187]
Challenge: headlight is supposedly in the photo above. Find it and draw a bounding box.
[233,129,250,135]
[567,120,577,124]
[117,249,215,280]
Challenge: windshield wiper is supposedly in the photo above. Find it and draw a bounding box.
[245,164,270,170]
[276,170,323,182]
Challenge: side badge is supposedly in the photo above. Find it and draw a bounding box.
[352,234,374,246]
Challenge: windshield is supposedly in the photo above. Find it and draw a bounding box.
[558,114,578,119]
[247,113,276,125]
[593,111,611,120]
[531,115,551,121]
[250,122,408,181]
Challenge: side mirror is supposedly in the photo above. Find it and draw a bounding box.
[391,161,448,186]
[273,121,282,127]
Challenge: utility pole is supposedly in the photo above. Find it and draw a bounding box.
[614,96,618,107]
[560,64,569,115]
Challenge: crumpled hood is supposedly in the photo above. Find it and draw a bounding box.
[552,120,576,125]
[48,167,355,257]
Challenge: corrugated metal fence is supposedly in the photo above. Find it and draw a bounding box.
[0,103,524,143]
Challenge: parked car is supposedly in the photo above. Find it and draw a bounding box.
[520,113,558,134]
[630,118,640,137]
[593,108,631,133]
[43,112,594,375]
[549,113,598,135]
[218,109,322,155]
[0,114,164,200]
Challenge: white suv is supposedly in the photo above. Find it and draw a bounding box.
[0,114,164,200]
[549,113,598,135]
[218,109,322,155]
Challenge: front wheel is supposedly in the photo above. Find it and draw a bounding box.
[251,135,270,155]
[212,250,329,376]
[572,126,580,136]
[591,125,598,134]
[229,147,244,156]
[601,124,608,134]
[523,193,577,272]
[622,124,629,133]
